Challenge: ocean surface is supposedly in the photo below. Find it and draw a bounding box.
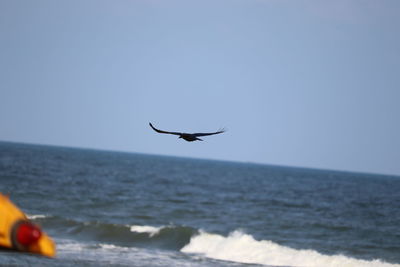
[0,141,399,267]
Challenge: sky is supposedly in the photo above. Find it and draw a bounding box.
[1,0,399,176]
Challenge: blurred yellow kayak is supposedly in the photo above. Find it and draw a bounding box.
[0,193,56,257]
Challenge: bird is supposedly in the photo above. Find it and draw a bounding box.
[149,122,225,142]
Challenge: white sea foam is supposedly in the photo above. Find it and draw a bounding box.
[57,238,130,253]
[99,243,132,251]
[129,225,163,237]
[27,214,48,220]
[57,239,86,251]
[181,230,400,267]
[56,238,199,267]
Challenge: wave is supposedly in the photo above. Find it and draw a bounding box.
[29,215,399,267]
[31,215,197,250]
[181,230,399,267]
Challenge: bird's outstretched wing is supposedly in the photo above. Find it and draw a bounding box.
[193,128,226,137]
[149,123,182,136]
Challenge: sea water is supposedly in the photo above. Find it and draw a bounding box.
[0,141,399,266]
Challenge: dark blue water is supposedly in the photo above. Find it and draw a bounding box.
[1,141,399,266]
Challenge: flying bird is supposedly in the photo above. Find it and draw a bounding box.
[149,123,225,142]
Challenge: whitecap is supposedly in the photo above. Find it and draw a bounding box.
[99,243,130,251]
[129,225,162,237]
[181,230,400,267]
[27,214,48,220]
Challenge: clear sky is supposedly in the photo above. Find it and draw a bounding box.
[1,0,399,176]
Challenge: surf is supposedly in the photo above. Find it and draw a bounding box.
[181,230,400,267]
[27,215,400,266]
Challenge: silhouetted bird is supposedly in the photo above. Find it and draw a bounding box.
[149,123,225,142]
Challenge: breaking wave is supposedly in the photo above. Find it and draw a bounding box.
[31,215,196,250]
[29,215,399,267]
[181,230,400,267]
[129,225,163,237]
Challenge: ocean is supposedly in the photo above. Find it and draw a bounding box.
[0,141,399,267]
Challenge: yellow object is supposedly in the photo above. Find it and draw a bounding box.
[0,193,56,257]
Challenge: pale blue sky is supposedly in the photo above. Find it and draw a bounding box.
[1,0,399,175]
